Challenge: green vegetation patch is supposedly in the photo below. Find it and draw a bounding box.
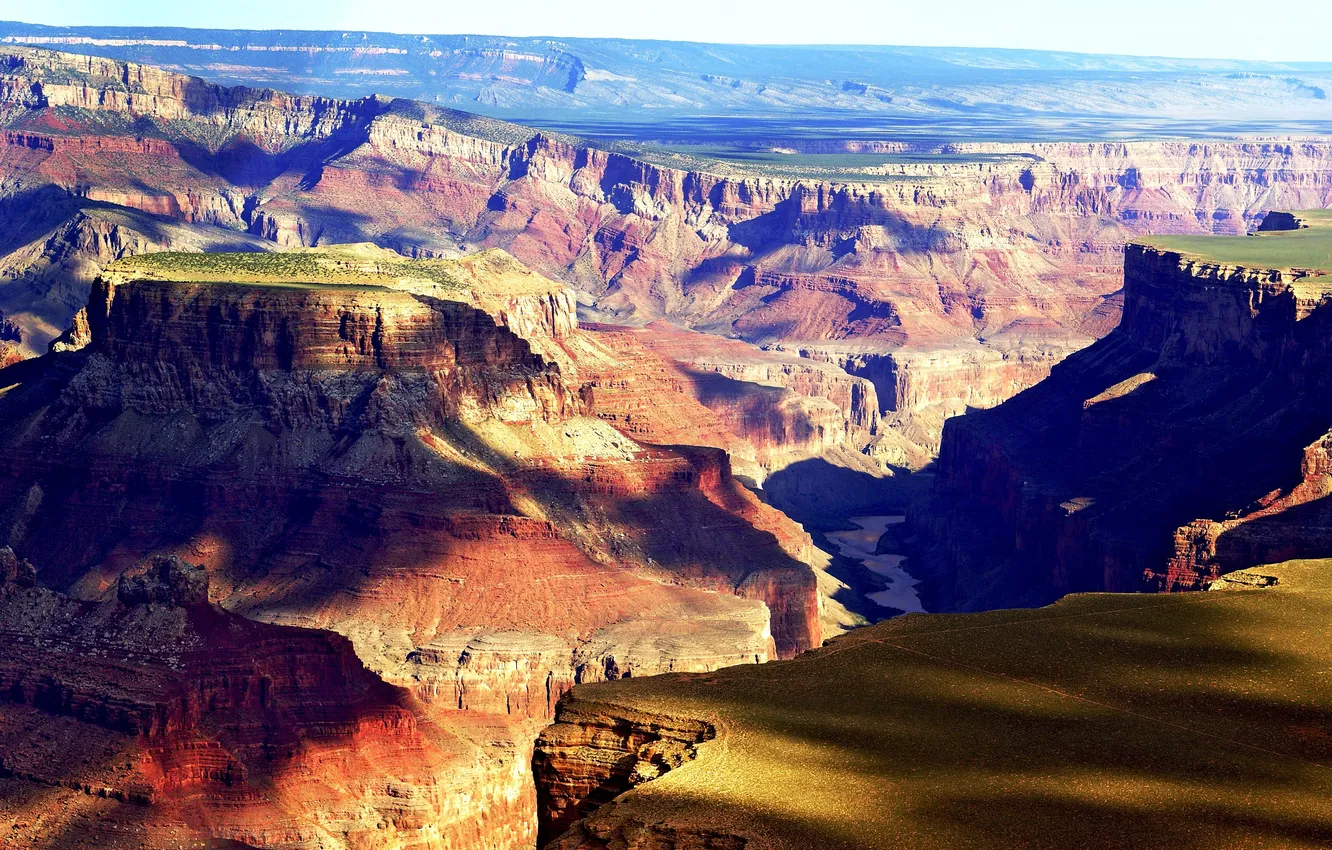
[383,98,552,147]
[1141,209,1332,276]
[559,560,1332,849]
[109,248,467,291]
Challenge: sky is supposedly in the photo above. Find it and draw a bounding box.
[1,0,1330,63]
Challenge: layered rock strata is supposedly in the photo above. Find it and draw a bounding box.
[532,702,715,845]
[0,248,832,848]
[0,549,538,849]
[4,47,1332,461]
[920,216,1332,608]
[576,321,882,483]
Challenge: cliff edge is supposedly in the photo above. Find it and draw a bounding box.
[917,210,1332,609]
[533,560,1332,849]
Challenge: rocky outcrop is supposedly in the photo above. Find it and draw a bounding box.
[115,553,211,606]
[0,546,35,588]
[920,221,1332,609]
[0,572,541,849]
[48,306,91,352]
[533,700,715,845]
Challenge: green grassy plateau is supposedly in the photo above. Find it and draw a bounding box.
[105,246,567,302]
[108,246,463,289]
[1143,210,1332,276]
[561,561,1332,849]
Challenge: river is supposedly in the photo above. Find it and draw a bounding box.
[824,515,925,614]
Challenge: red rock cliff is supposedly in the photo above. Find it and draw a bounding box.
[0,250,835,847]
[922,231,1332,609]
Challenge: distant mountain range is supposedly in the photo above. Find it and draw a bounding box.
[5,20,1332,141]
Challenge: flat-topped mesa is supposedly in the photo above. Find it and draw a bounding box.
[923,211,1332,608]
[1121,212,1332,364]
[2,245,828,721]
[84,246,582,425]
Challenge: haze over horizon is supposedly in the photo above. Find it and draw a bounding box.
[3,0,1331,64]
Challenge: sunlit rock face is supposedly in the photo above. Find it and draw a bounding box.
[919,217,1332,610]
[0,558,541,850]
[4,47,1332,469]
[0,248,833,848]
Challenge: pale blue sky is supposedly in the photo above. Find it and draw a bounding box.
[0,0,1329,63]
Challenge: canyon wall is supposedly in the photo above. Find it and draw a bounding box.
[0,551,541,849]
[0,248,840,849]
[3,47,1332,477]
[919,227,1332,609]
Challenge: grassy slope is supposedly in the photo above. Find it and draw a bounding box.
[558,560,1332,849]
[1143,210,1332,276]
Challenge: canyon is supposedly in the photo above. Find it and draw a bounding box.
[526,218,1332,847]
[0,245,851,848]
[3,47,1332,512]
[1,35,1331,850]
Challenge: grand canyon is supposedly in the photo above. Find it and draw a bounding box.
[1,8,1331,849]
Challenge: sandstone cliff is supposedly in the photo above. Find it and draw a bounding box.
[919,213,1332,608]
[0,247,835,849]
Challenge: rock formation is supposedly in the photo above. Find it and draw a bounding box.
[3,46,1332,488]
[532,702,714,845]
[0,557,540,849]
[0,309,21,367]
[0,246,841,848]
[575,322,883,482]
[919,212,1332,609]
